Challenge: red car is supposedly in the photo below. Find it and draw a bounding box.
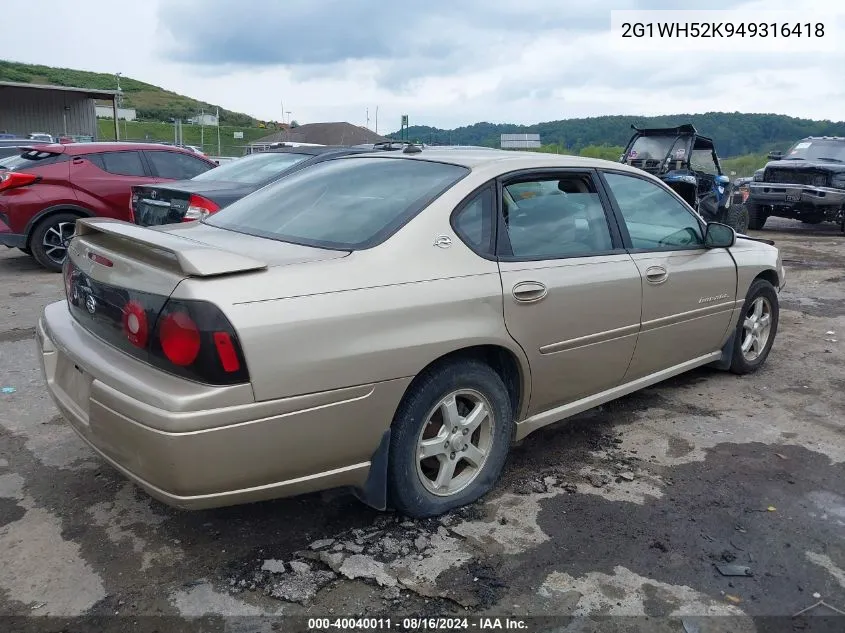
[0,142,217,271]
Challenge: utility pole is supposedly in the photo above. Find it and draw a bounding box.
[200,108,204,151]
[216,107,221,156]
[286,111,291,125]
[366,107,370,130]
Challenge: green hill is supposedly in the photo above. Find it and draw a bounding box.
[391,112,845,158]
[0,59,259,127]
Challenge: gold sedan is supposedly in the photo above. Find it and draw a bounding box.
[37,148,784,517]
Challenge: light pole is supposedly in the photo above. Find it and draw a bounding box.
[115,73,126,141]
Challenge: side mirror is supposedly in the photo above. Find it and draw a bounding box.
[705,222,736,248]
[716,175,730,185]
[767,151,783,161]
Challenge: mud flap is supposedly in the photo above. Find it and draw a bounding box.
[708,330,737,371]
[352,429,391,511]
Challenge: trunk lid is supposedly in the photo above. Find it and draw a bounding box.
[66,218,348,350]
[132,182,254,226]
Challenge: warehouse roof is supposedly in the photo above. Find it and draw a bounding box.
[0,81,118,99]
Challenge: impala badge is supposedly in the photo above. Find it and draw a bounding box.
[434,236,452,249]
[86,294,97,314]
[698,293,729,304]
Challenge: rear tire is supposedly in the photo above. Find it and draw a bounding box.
[724,204,750,233]
[800,217,824,225]
[729,279,779,375]
[30,212,80,272]
[746,203,768,230]
[387,359,514,518]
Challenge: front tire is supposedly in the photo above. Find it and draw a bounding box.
[387,359,514,518]
[746,203,768,230]
[724,203,750,233]
[30,213,79,272]
[730,278,779,375]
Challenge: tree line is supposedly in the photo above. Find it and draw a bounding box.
[390,112,845,158]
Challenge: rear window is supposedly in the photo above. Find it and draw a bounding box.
[192,152,309,184]
[205,157,469,249]
[0,149,67,170]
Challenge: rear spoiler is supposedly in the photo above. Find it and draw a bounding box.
[73,218,268,277]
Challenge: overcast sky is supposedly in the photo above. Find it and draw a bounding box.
[2,0,844,132]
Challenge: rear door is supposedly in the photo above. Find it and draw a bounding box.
[598,170,738,380]
[71,150,156,220]
[494,169,642,415]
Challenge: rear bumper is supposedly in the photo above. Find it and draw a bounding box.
[748,183,845,214]
[0,219,25,248]
[37,300,408,510]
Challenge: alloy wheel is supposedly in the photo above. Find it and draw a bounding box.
[741,296,773,362]
[416,389,495,497]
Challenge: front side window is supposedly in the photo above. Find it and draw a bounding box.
[603,172,703,250]
[205,157,469,249]
[501,173,613,259]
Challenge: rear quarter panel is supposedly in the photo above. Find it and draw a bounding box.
[172,168,531,411]
[0,161,77,233]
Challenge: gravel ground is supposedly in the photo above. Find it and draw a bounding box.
[1,218,843,632]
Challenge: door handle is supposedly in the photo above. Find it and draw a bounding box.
[645,266,669,285]
[512,281,548,303]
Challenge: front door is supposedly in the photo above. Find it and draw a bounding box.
[599,170,738,380]
[496,169,643,415]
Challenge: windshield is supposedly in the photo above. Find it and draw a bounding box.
[628,135,689,161]
[783,139,845,162]
[205,157,469,249]
[191,152,309,184]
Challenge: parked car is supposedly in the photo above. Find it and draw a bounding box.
[38,148,784,518]
[0,142,217,271]
[132,145,389,226]
[27,133,54,143]
[745,137,845,230]
[621,124,750,232]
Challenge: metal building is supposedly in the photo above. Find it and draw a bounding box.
[500,133,541,149]
[0,81,119,140]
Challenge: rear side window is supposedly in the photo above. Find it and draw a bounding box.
[452,187,494,255]
[146,150,212,180]
[206,157,469,249]
[96,151,147,177]
[0,149,69,170]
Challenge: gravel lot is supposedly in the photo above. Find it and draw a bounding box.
[1,219,843,631]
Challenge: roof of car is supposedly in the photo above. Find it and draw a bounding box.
[347,147,647,174]
[31,142,206,155]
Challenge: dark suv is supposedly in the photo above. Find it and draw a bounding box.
[746,137,845,231]
[0,142,217,271]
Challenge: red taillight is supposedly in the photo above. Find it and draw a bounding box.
[159,312,201,366]
[0,171,39,193]
[213,332,241,372]
[122,300,149,349]
[185,194,220,221]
